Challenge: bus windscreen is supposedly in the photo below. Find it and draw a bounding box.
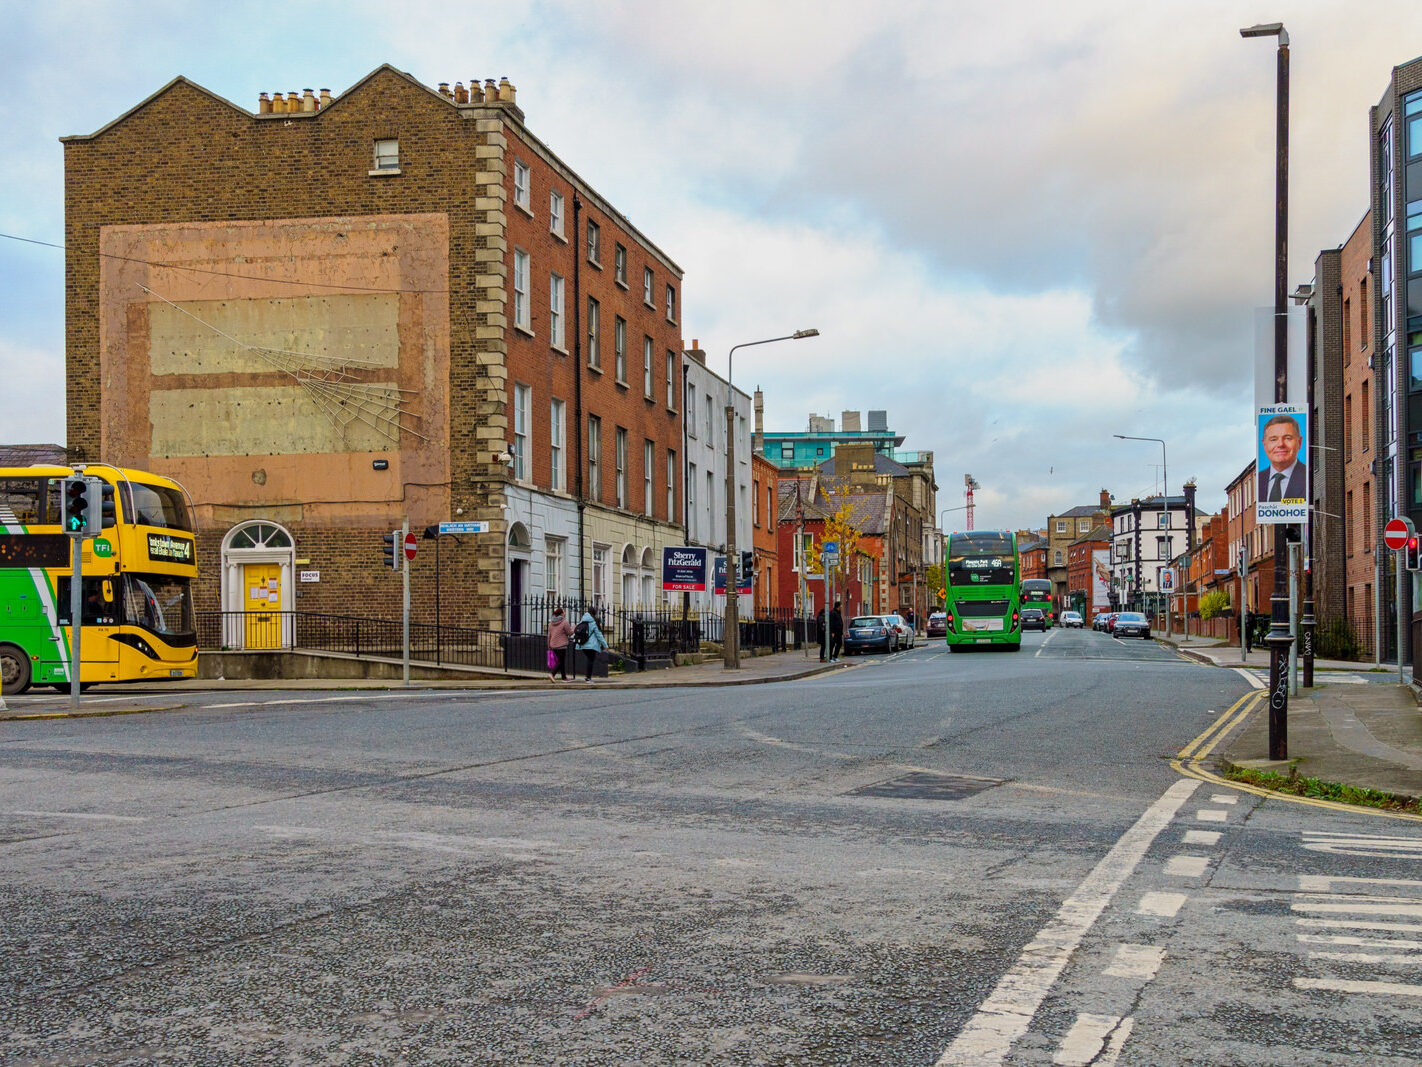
[948,532,1015,587]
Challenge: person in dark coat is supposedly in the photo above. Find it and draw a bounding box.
[816,606,827,662]
[829,601,844,661]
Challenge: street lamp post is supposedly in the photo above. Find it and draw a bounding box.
[1242,19,1292,760]
[1114,435,1171,639]
[725,328,819,669]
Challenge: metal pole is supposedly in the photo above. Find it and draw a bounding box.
[69,534,82,713]
[1289,540,1300,695]
[402,516,411,687]
[1240,547,1248,662]
[1301,513,1315,686]
[1399,550,1406,685]
[724,397,740,669]
[1162,443,1170,641]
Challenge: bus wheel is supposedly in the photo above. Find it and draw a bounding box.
[1008,642,1023,652]
[0,645,31,696]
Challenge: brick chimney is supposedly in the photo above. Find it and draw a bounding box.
[1100,488,1111,509]
[685,340,706,366]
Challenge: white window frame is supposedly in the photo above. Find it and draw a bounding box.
[615,243,627,287]
[705,470,713,530]
[686,385,697,438]
[644,440,654,516]
[614,316,627,383]
[644,267,654,307]
[586,296,600,368]
[688,463,698,531]
[512,383,530,481]
[549,273,565,350]
[587,415,601,499]
[513,250,531,332]
[550,398,565,492]
[587,218,601,266]
[666,450,676,519]
[372,139,399,172]
[615,428,628,509]
[549,190,564,238]
[513,159,531,212]
[704,394,714,442]
[1056,520,1066,533]
[545,537,565,597]
[666,351,676,408]
[643,337,654,396]
[793,532,812,572]
[592,543,610,601]
[665,283,677,324]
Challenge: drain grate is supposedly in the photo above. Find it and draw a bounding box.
[849,771,1004,801]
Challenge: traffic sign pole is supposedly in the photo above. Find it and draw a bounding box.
[401,516,411,687]
[1386,518,1415,685]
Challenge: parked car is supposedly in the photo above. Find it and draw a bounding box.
[886,613,916,649]
[1020,607,1047,632]
[926,612,947,638]
[843,615,899,655]
[1112,611,1151,639]
[1092,612,1109,631]
[1060,610,1084,628]
[1105,612,1122,633]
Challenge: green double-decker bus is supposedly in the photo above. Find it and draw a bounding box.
[942,530,1022,651]
[1019,577,1054,627]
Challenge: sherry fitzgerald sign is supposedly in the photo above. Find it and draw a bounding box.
[662,547,709,592]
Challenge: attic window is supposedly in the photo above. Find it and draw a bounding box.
[371,139,400,174]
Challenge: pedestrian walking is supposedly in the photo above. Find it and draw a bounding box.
[829,601,844,661]
[546,606,574,681]
[573,608,609,682]
[816,606,827,662]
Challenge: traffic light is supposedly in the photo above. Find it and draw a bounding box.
[1407,536,1420,572]
[381,530,401,571]
[741,550,755,584]
[61,476,97,536]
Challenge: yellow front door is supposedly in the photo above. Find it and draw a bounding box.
[243,563,283,650]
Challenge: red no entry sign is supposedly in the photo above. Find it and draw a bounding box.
[403,532,418,560]
[1384,518,1411,551]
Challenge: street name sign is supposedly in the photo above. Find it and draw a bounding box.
[439,521,491,535]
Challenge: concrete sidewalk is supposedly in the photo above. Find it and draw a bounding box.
[1164,632,1422,800]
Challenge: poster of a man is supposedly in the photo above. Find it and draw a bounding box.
[1256,406,1308,523]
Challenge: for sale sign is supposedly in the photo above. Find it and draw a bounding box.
[713,555,753,596]
[662,546,709,591]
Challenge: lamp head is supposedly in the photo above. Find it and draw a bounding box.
[1239,22,1284,37]
[792,328,819,339]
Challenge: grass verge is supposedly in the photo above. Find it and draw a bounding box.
[1224,764,1422,814]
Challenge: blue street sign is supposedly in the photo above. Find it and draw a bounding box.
[439,521,490,535]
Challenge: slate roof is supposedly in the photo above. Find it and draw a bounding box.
[0,444,67,467]
[816,452,911,477]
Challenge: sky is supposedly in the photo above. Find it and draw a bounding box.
[3,0,1419,533]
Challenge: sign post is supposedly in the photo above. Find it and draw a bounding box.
[401,517,411,687]
[1386,517,1414,683]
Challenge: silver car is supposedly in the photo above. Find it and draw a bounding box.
[886,613,916,649]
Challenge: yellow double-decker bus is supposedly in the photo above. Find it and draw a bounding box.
[0,465,198,694]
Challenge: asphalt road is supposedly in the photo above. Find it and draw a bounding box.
[2,628,1420,1064]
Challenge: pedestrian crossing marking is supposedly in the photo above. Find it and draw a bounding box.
[1103,944,1165,979]
[1052,1014,1131,1066]
[1196,809,1228,823]
[1183,830,1220,845]
[1165,855,1209,877]
[1295,977,1422,996]
[1136,892,1186,917]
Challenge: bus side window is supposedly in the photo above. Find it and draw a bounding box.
[0,478,44,526]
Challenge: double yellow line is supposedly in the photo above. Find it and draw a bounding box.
[1172,688,1422,822]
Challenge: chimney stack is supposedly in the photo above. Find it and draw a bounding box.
[258,92,272,114]
[319,88,331,109]
[454,82,468,104]
[685,340,706,366]
[1100,488,1111,510]
[498,76,515,103]
[753,389,764,456]
[301,88,317,112]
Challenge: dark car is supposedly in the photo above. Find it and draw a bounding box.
[926,612,947,638]
[1020,607,1047,632]
[1112,611,1151,639]
[843,615,899,655]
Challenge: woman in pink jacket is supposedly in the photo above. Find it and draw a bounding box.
[546,606,575,681]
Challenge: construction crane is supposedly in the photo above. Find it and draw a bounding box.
[964,473,980,531]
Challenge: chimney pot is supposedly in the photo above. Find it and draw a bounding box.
[258,92,272,114]
[301,88,317,112]
[438,82,452,99]
[319,88,331,108]
[454,81,469,104]
[498,76,515,103]
[272,91,285,111]
[470,80,484,102]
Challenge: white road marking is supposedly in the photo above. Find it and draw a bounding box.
[1299,875,1422,893]
[1300,934,1422,950]
[1196,810,1228,823]
[1300,833,1422,859]
[1104,944,1165,979]
[1294,901,1422,918]
[1295,978,1422,996]
[1307,950,1422,964]
[1233,668,1265,689]
[9,810,147,822]
[1210,794,1238,805]
[1298,919,1422,934]
[934,778,1199,1066]
[1164,855,1210,877]
[1183,830,1221,845]
[1136,892,1187,917]
[1052,1014,1126,1066]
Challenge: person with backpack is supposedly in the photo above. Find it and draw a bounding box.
[573,608,609,682]
[546,606,574,682]
[829,601,844,662]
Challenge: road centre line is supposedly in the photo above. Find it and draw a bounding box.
[8,810,147,822]
[934,778,1199,1066]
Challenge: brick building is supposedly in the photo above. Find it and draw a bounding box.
[1046,491,1112,609]
[62,67,685,638]
[751,453,779,613]
[1064,524,1111,619]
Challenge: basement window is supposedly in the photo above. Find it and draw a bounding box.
[371,139,400,175]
